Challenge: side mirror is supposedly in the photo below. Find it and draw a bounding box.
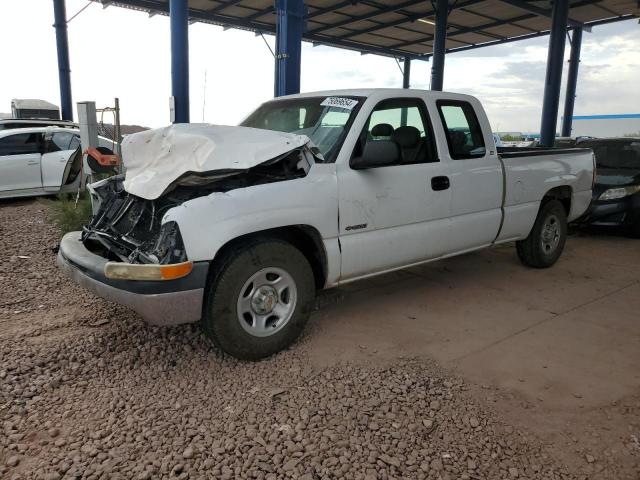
[350,140,400,170]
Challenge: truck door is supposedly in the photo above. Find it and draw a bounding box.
[435,100,503,252]
[337,97,452,281]
[0,132,43,193]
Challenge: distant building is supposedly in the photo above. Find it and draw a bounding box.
[571,114,640,138]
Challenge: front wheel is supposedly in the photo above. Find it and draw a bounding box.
[202,239,315,360]
[516,199,568,268]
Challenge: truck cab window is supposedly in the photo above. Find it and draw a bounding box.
[0,133,42,156]
[356,98,437,165]
[437,101,486,159]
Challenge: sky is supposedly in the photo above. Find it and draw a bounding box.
[0,0,638,133]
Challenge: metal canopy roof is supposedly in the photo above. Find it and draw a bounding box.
[96,0,638,59]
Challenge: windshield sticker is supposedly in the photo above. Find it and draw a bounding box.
[321,97,359,110]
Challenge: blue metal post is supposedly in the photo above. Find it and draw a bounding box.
[53,0,72,121]
[430,0,448,91]
[539,0,570,146]
[170,0,189,123]
[274,0,305,97]
[403,57,411,89]
[561,27,583,137]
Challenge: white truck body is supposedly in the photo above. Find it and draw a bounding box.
[58,89,595,359]
[160,89,593,285]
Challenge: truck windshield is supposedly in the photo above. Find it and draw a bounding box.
[240,96,363,162]
[582,140,640,170]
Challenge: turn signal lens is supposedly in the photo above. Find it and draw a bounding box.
[104,261,193,281]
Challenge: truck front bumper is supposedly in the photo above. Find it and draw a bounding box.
[57,232,208,326]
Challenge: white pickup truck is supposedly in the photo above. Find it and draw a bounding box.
[58,89,595,360]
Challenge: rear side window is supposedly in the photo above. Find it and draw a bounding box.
[0,133,42,156]
[437,100,486,159]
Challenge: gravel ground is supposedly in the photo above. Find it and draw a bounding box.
[0,199,625,479]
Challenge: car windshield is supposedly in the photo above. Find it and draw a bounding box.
[583,140,640,169]
[240,96,363,162]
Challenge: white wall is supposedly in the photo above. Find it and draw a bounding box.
[572,117,640,138]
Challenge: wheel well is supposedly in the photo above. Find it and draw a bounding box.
[210,226,328,290]
[542,186,572,216]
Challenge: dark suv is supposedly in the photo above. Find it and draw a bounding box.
[575,138,640,237]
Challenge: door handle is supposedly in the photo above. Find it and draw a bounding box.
[27,160,39,165]
[431,176,450,191]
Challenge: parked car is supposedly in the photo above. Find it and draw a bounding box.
[573,137,640,236]
[0,127,116,199]
[58,89,595,360]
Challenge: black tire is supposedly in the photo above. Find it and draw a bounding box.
[516,199,568,268]
[202,239,315,360]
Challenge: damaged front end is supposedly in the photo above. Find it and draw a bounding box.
[81,146,312,266]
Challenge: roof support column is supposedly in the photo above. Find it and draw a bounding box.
[403,57,411,89]
[561,27,582,137]
[539,0,570,146]
[274,0,305,97]
[170,0,190,123]
[53,0,73,121]
[430,0,448,91]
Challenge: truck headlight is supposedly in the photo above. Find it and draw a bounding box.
[599,185,640,201]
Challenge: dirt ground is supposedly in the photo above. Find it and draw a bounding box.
[1,199,639,480]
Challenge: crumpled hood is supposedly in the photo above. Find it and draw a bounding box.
[121,124,310,200]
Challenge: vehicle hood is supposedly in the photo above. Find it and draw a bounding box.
[121,124,310,200]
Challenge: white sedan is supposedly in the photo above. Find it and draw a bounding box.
[0,126,116,199]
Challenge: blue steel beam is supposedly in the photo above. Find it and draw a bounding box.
[430,0,448,91]
[274,0,305,97]
[562,27,583,137]
[540,0,570,147]
[53,0,73,121]
[170,0,190,123]
[403,56,411,88]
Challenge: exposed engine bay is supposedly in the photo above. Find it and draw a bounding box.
[82,147,312,265]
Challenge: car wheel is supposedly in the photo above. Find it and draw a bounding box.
[516,199,568,268]
[202,239,315,360]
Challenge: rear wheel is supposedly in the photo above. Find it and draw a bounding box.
[517,199,568,268]
[202,239,315,360]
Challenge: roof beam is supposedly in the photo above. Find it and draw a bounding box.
[496,0,588,29]
[387,12,534,50]
[92,0,428,60]
[333,0,485,40]
[307,0,426,34]
[427,13,636,58]
[207,0,244,14]
[306,1,358,19]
